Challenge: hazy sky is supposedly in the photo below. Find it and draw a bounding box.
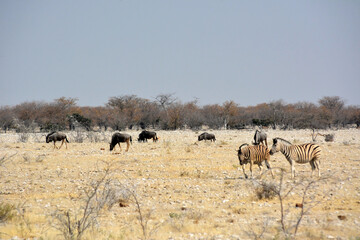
[1,0,359,107]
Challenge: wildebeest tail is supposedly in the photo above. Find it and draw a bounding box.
[130,136,132,144]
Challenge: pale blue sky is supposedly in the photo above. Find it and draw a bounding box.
[1,0,359,107]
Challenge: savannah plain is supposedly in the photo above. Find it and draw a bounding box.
[0,129,360,240]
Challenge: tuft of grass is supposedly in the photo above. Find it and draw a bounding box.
[169,212,181,219]
[22,153,31,163]
[179,171,190,177]
[219,140,228,145]
[0,202,16,224]
[255,182,277,200]
[185,146,192,153]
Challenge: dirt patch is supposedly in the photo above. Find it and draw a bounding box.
[0,129,359,239]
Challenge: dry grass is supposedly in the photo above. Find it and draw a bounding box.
[0,129,360,239]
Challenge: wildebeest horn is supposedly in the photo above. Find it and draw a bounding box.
[239,143,249,149]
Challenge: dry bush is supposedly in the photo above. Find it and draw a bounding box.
[50,162,123,240]
[250,169,333,239]
[126,187,164,240]
[324,134,334,142]
[18,133,29,143]
[86,132,101,143]
[72,131,84,143]
[22,153,31,163]
[254,182,277,200]
[0,152,17,166]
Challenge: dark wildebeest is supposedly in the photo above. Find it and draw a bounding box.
[46,131,69,149]
[252,130,268,146]
[110,132,132,152]
[138,130,158,142]
[198,132,216,142]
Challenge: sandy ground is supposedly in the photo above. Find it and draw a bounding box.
[0,129,359,240]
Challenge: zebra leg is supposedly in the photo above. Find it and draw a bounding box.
[314,160,321,177]
[258,164,263,175]
[241,165,248,179]
[310,160,316,177]
[290,160,295,179]
[250,162,253,178]
[265,160,274,178]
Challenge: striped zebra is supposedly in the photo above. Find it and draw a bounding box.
[237,143,274,179]
[269,138,321,178]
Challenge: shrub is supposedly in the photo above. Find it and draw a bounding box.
[0,202,16,224]
[255,182,277,200]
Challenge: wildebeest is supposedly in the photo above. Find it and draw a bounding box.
[198,132,216,142]
[252,130,267,146]
[110,132,132,152]
[269,138,322,178]
[138,130,158,142]
[46,131,69,149]
[237,143,274,179]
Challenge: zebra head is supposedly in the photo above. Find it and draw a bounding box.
[237,143,249,165]
[270,138,291,155]
[269,138,278,155]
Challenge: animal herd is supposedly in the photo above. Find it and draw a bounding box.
[45,130,322,179]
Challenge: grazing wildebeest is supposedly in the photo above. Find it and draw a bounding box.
[110,132,132,152]
[46,131,69,149]
[138,130,158,142]
[252,130,268,146]
[269,138,322,178]
[198,132,216,142]
[237,143,274,179]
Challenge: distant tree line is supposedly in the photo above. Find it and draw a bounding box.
[0,95,359,132]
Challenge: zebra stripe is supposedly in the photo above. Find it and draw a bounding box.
[237,144,274,179]
[270,138,321,178]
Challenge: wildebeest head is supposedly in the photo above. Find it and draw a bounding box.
[109,142,115,151]
[46,131,56,143]
[237,143,249,165]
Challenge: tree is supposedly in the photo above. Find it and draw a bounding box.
[318,96,344,127]
[183,100,204,129]
[154,93,177,111]
[0,107,15,132]
[107,95,148,129]
[201,104,224,129]
[221,101,239,129]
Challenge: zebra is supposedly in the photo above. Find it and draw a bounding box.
[269,138,321,178]
[237,143,274,179]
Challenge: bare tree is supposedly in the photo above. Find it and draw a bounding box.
[319,96,345,127]
[155,93,177,111]
[250,169,332,239]
[51,162,121,240]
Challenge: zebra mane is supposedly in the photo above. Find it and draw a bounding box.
[275,137,292,145]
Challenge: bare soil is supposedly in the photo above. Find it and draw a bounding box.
[0,129,359,240]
